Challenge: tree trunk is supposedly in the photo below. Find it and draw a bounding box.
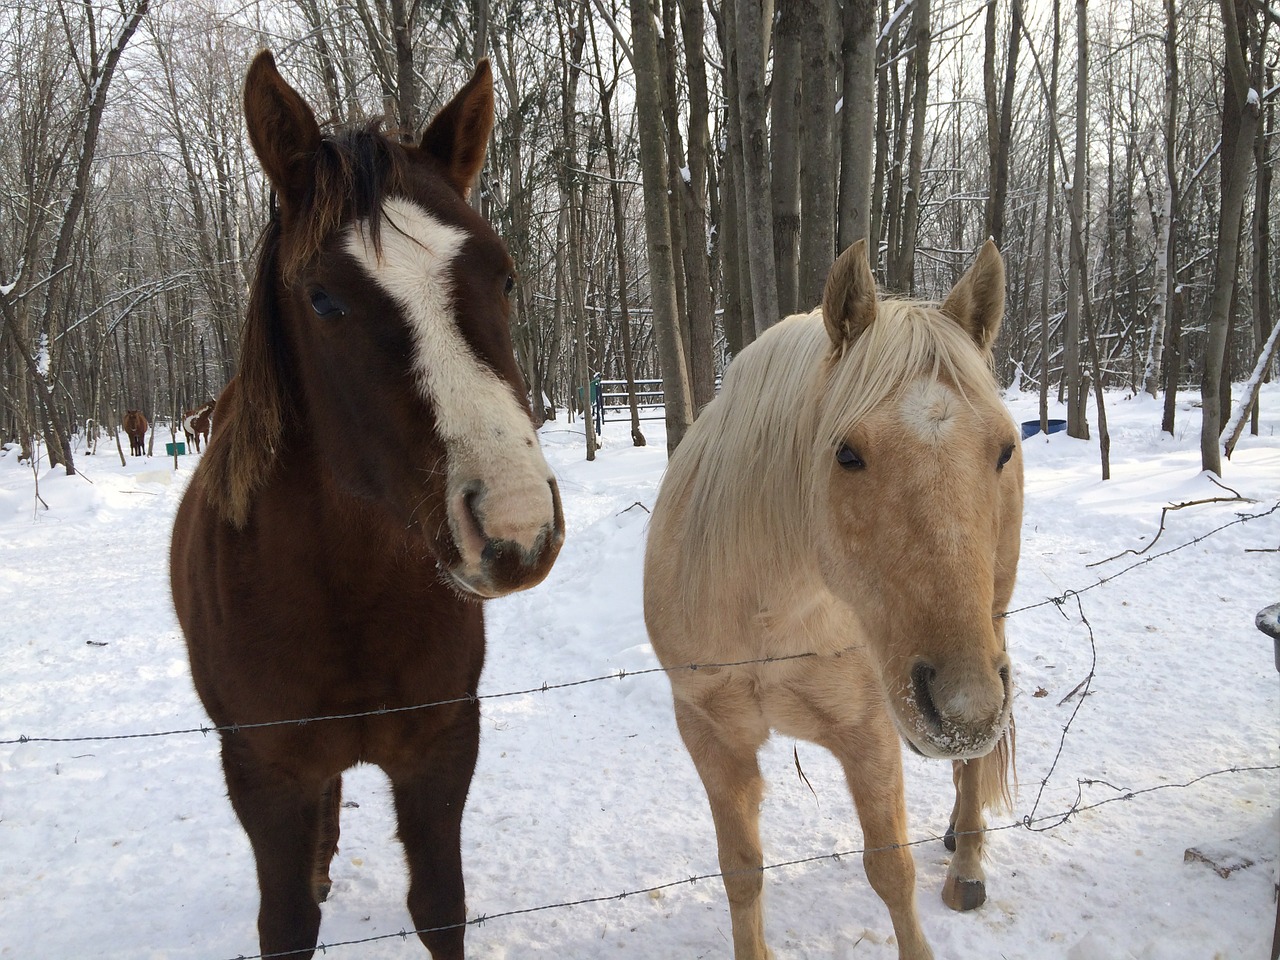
[986,0,1022,247]
[1248,14,1272,438]
[389,0,419,138]
[588,13,647,446]
[556,2,596,460]
[677,0,718,411]
[1148,0,1179,406]
[887,0,930,294]
[797,0,837,308]
[839,0,877,250]
[1065,0,1088,440]
[1038,0,1060,431]
[730,0,780,333]
[31,0,149,476]
[1200,0,1259,476]
[712,1,755,352]
[772,0,802,315]
[629,0,694,452]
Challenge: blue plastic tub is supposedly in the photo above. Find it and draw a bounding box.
[1020,419,1067,440]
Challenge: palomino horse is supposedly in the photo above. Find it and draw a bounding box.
[170,52,563,960]
[180,399,215,452]
[644,240,1021,960]
[122,409,147,456]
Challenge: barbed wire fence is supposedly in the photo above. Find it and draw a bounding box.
[6,500,1276,749]
[209,758,1280,960]
[3,498,1278,959]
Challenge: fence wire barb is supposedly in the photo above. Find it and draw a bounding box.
[4,498,1276,748]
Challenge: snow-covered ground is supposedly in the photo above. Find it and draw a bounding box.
[1,385,1278,960]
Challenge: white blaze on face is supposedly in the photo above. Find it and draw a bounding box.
[344,196,555,561]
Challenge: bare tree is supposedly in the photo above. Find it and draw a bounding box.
[1200,0,1260,475]
[984,0,1022,248]
[771,0,801,315]
[729,0,780,333]
[1064,0,1088,440]
[629,0,694,451]
[885,0,930,293]
[838,0,877,251]
[796,0,837,308]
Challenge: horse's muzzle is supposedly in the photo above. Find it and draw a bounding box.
[445,478,565,598]
[897,655,1012,760]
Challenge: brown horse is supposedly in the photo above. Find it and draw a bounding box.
[122,409,147,457]
[644,240,1022,960]
[170,51,563,960]
[180,399,215,452]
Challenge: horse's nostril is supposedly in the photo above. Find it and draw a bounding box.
[912,662,942,730]
[462,485,484,531]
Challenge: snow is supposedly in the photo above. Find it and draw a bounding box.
[34,333,49,378]
[2,384,1278,960]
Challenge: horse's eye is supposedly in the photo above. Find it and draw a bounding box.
[997,444,1015,469]
[503,274,515,297]
[309,288,345,318]
[836,443,864,470]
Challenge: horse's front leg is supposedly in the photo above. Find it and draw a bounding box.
[221,736,328,959]
[312,774,343,903]
[827,721,933,960]
[674,695,771,960]
[943,757,988,910]
[385,705,480,960]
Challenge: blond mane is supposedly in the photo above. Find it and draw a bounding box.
[660,298,1004,617]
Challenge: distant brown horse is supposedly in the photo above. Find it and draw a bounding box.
[122,409,147,457]
[170,51,563,960]
[644,240,1021,960]
[180,399,215,453]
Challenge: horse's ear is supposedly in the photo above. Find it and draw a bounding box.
[419,60,494,199]
[822,239,878,350]
[941,239,1006,354]
[243,50,321,213]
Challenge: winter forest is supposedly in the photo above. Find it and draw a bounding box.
[1,0,1277,475]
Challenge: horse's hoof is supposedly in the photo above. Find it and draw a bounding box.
[943,823,957,853]
[942,875,986,912]
[312,879,332,904]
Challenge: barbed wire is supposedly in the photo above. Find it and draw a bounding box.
[1022,592,1097,830]
[4,498,1276,748]
[208,761,1279,960]
[1000,499,1279,618]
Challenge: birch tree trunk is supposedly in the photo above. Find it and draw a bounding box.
[1148,0,1179,407]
